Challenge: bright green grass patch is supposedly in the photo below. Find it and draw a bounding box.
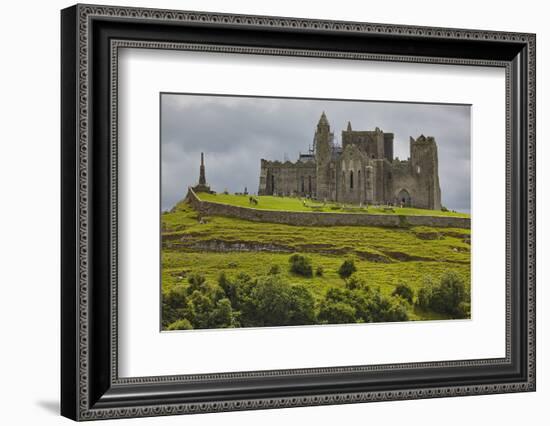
[161,201,471,322]
[163,202,470,264]
[196,192,470,218]
[162,250,468,321]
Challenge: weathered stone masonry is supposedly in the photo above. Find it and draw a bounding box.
[187,188,470,229]
[258,112,442,210]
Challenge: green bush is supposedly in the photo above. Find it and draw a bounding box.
[344,275,367,290]
[392,283,414,304]
[315,265,324,277]
[209,298,237,328]
[166,318,193,330]
[289,253,313,277]
[338,259,357,279]
[218,272,238,306]
[416,272,469,318]
[161,286,188,328]
[185,273,209,295]
[238,275,316,327]
[318,300,356,324]
[318,285,409,325]
[286,285,316,325]
[269,264,281,275]
[161,273,238,330]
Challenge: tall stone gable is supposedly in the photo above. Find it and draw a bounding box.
[258,113,442,210]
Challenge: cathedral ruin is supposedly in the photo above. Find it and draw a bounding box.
[258,112,441,210]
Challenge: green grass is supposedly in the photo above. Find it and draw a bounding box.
[196,192,470,218]
[161,201,471,322]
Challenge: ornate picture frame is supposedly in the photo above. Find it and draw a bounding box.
[61,4,535,421]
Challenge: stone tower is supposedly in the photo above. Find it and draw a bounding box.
[199,152,206,185]
[409,135,441,210]
[314,112,333,201]
[192,152,212,193]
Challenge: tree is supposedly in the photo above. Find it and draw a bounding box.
[218,272,238,306]
[318,300,356,324]
[416,272,469,318]
[288,253,313,277]
[161,286,187,328]
[392,283,414,304]
[238,275,316,327]
[166,318,193,331]
[338,259,357,279]
[209,298,236,328]
[318,285,409,325]
[186,273,208,295]
[268,264,281,275]
[287,285,316,325]
[186,290,213,329]
[344,275,367,290]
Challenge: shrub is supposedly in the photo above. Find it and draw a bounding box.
[417,276,435,309]
[287,285,316,325]
[186,290,214,329]
[269,264,281,275]
[344,275,367,290]
[218,272,238,306]
[238,275,316,327]
[185,273,208,295]
[289,253,313,277]
[441,206,449,212]
[338,259,357,279]
[161,286,188,328]
[392,283,414,304]
[316,266,324,277]
[209,298,236,328]
[166,318,193,331]
[318,285,409,324]
[416,272,469,318]
[318,300,356,324]
[161,273,238,330]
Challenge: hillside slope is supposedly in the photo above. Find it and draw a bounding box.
[161,200,471,325]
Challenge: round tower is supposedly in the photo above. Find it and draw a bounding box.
[314,112,333,201]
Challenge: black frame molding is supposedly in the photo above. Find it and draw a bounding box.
[61,4,536,421]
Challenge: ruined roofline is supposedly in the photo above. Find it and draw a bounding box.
[410,134,436,144]
[260,158,316,168]
[341,129,389,135]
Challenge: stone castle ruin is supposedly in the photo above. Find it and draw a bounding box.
[258,112,441,210]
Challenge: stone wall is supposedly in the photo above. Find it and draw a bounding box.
[187,189,470,229]
[258,159,316,197]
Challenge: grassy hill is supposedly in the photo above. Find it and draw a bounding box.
[196,192,470,218]
[162,198,471,326]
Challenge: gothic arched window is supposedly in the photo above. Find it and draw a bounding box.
[350,170,354,190]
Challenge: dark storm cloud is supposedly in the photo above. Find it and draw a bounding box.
[161,94,471,213]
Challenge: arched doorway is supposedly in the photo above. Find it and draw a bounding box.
[397,189,411,207]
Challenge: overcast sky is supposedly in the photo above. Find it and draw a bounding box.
[161,94,471,213]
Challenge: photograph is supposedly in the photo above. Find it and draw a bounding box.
[160,94,472,331]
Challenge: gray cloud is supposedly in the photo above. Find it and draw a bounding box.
[161,94,471,213]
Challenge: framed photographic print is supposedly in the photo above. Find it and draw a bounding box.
[61,4,536,421]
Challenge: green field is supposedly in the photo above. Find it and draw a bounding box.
[161,198,471,328]
[196,192,470,218]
